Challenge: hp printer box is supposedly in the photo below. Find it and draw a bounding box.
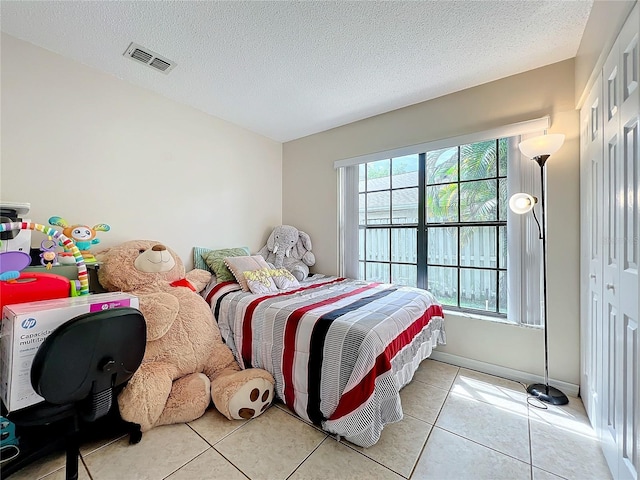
[0,292,139,412]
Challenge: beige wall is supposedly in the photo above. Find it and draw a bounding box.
[283,60,580,385]
[575,0,636,107]
[1,34,282,268]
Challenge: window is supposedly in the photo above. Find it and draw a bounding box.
[358,139,508,317]
[337,117,549,326]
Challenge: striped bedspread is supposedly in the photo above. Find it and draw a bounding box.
[202,275,445,447]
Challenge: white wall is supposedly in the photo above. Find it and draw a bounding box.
[283,60,581,386]
[1,34,282,268]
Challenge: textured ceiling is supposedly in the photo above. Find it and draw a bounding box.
[1,1,593,142]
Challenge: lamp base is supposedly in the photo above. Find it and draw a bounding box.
[526,383,569,405]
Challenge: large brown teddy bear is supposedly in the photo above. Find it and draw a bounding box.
[97,240,274,437]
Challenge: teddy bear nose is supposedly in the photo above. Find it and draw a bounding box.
[152,244,167,252]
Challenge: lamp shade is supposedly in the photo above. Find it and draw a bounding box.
[509,193,537,214]
[518,134,565,159]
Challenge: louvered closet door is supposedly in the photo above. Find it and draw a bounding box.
[615,5,639,479]
[580,74,604,429]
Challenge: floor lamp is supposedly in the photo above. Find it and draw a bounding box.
[510,133,569,406]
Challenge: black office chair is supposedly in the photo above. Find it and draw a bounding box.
[7,307,146,480]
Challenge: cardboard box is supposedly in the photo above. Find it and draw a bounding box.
[0,292,139,412]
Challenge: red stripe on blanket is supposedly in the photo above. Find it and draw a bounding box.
[282,283,380,409]
[205,281,239,304]
[240,277,346,368]
[329,303,444,421]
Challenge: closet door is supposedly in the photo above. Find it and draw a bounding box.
[615,5,639,479]
[602,41,620,470]
[600,5,639,478]
[581,5,639,479]
[580,74,603,429]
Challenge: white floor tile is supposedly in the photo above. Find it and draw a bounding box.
[530,409,612,480]
[532,467,566,480]
[291,437,403,480]
[83,423,209,480]
[213,405,326,480]
[400,380,448,424]
[344,414,432,477]
[412,359,459,390]
[411,427,531,480]
[165,448,247,480]
[436,391,530,462]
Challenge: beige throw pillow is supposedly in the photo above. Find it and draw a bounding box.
[224,255,272,292]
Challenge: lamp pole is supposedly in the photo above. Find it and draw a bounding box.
[526,155,568,405]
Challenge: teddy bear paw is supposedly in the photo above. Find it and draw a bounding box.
[228,377,274,420]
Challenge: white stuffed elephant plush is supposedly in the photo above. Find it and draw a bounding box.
[257,225,315,281]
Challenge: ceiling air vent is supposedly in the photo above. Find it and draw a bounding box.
[123,42,176,74]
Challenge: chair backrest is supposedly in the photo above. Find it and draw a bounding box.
[30,307,146,420]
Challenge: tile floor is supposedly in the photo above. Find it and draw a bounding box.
[6,360,612,480]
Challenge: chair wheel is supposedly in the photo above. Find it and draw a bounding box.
[128,424,142,444]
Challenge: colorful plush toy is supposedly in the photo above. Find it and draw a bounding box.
[257,225,315,281]
[97,240,275,439]
[48,216,110,264]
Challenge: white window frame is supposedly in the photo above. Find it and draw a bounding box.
[336,117,549,326]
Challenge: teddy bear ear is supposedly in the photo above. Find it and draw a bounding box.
[93,247,110,262]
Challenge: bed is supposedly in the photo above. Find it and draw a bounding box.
[201,273,445,447]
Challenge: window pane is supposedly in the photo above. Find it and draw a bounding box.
[498,178,507,221]
[392,154,418,188]
[460,268,497,311]
[498,271,507,314]
[366,159,390,190]
[427,266,457,307]
[498,138,508,177]
[460,141,497,181]
[460,179,497,222]
[426,184,458,222]
[366,191,390,224]
[392,188,418,224]
[391,228,417,263]
[366,262,390,283]
[427,227,458,265]
[460,226,496,268]
[499,226,507,269]
[366,228,389,261]
[392,264,417,287]
[426,147,458,184]
[352,135,511,320]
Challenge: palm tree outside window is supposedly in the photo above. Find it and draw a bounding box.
[358,138,508,318]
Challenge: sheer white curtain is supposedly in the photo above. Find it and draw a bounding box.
[338,165,360,280]
[507,131,544,326]
[336,118,548,325]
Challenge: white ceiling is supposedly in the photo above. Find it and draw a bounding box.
[1,1,593,142]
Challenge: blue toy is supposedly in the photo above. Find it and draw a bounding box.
[0,416,20,465]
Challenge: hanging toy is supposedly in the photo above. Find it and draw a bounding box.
[39,238,59,270]
[48,216,110,264]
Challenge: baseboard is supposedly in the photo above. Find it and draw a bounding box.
[429,351,580,398]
